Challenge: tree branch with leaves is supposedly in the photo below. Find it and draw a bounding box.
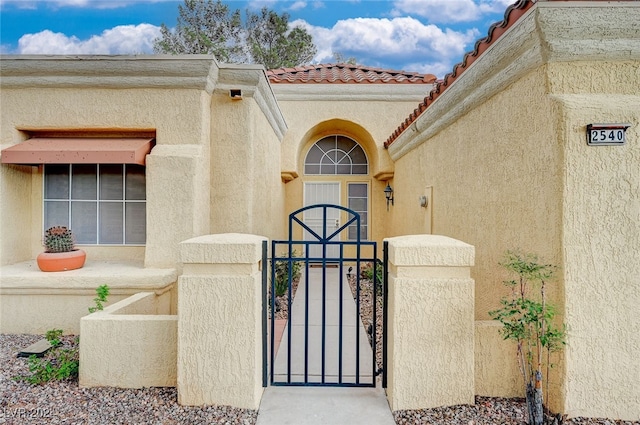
[489,251,566,425]
[154,0,317,69]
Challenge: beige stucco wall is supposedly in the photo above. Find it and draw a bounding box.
[391,66,563,322]
[474,321,521,397]
[388,3,640,418]
[273,84,432,246]
[177,234,265,410]
[80,292,177,388]
[0,57,214,269]
[550,60,640,419]
[0,56,286,336]
[385,235,475,411]
[210,84,285,241]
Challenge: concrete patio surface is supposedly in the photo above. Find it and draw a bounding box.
[256,386,395,425]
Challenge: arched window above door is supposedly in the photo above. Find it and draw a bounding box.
[304,135,368,175]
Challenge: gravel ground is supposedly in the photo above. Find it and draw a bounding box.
[0,334,257,425]
[348,268,384,371]
[3,331,638,425]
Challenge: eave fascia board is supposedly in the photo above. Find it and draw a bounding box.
[0,54,220,93]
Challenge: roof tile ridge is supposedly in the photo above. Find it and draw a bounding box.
[384,0,534,148]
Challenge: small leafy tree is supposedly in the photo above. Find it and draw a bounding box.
[489,251,566,425]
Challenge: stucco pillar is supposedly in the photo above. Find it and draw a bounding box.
[385,235,475,411]
[177,233,266,409]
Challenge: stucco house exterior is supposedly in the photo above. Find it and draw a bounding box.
[1,0,639,420]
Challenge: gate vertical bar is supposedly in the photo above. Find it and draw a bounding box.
[304,243,310,383]
[372,249,378,387]
[338,244,344,384]
[270,240,277,385]
[262,240,268,388]
[382,240,389,388]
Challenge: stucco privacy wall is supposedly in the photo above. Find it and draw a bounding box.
[385,235,475,411]
[80,292,177,388]
[178,234,265,410]
[388,2,640,419]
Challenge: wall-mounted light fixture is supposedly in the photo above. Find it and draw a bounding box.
[384,183,394,211]
[229,89,243,100]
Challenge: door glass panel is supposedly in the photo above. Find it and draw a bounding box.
[348,183,368,240]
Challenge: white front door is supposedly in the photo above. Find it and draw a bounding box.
[303,182,341,258]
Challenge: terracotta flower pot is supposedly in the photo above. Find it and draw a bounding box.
[37,249,86,272]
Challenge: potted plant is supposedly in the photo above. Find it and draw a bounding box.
[36,226,86,272]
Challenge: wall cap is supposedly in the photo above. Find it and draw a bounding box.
[180,233,266,265]
[385,234,475,267]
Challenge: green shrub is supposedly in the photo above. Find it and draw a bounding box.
[16,285,110,385]
[360,261,384,292]
[274,251,302,297]
[88,284,110,313]
[15,338,79,385]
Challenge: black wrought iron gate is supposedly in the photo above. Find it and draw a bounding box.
[263,204,387,388]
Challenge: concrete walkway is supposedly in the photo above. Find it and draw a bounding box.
[257,267,394,425]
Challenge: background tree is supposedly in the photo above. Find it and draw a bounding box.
[154,1,317,69]
[245,8,316,69]
[154,0,244,63]
[333,52,357,65]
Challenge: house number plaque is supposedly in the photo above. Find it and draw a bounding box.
[587,123,631,146]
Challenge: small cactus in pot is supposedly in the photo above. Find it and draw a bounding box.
[37,226,86,272]
[43,226,76,253]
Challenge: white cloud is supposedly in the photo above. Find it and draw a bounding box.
[392,0,513,23]
[17,24,161,54]
[293,16,478,76]
[289,1,307,11]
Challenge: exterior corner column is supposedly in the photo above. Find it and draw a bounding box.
[385,234,475,411]
[177,233,266,410]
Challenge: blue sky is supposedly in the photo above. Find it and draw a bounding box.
[0,0,514,77]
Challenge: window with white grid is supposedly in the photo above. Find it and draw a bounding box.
[43,164,146,245]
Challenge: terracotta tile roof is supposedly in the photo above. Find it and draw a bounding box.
[267,63,437,84]
[384,0,535,148]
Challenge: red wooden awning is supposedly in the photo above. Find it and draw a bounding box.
[1,138,155,166]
